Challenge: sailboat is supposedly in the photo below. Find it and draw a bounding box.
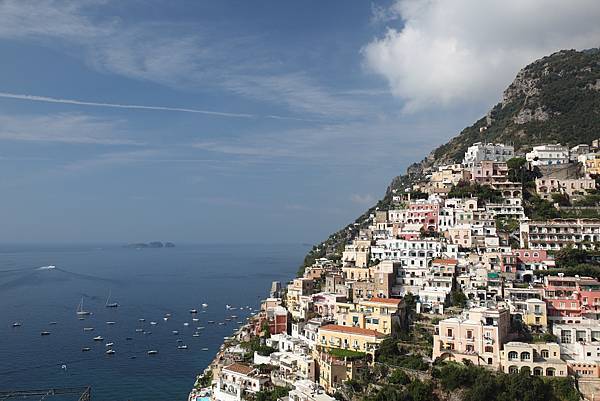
[76,297,91,316]
[105,290,119,308]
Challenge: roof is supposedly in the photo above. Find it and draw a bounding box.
[433,258,458,265]
[363,297,402,306]
[319,324,384,338]
[223,363,255,376]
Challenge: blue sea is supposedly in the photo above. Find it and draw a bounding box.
[0,243,306,401]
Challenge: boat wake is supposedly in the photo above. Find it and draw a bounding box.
[37,265,56,270]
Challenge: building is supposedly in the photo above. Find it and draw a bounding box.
[341,239,371,268]
[526,144,570,166]
[287,278,315,320]
[499,342,567,376]
[543,275,600,322]
[213,363,269,401]
[535,177,596,201]
[463,142,515,165]
[585,154,600,176]
[264,305,288,335]
[316,351,367,393]
[432,307,510,367]
[317,324,385,358]
[468,161,509,184]
[286,380,336,401]
[520,219,600,251]
[553,320,600,378]
[336,297,405,335]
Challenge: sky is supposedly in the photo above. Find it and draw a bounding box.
[1,0,600,244]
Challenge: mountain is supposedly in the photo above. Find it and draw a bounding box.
[300,48,600,274]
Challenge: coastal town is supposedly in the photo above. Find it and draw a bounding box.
[188,139,600,401]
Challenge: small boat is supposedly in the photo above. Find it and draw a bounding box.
[172,330,179,335]
[183,322,189,327]
[197,326,205,330]
[130,356,136,359]
[38,265,56,270]
[126,337,133,341]
[135,328,143,332]
[192,318,199,322]
[106,342,114,347]
[150,321,157,325]
[82,347,91,352]
[230,315,238,319]
[225,318,231,321]
[192,333,200,337]
[78,317,85,321]
[229,307,238,311]
[218,322,225,326]
[163,317,169,321]
[83,327,94,332]
[147,350,158,355]
[225,304,231,309]
[105,290,119,308]
[237,321,244,324]
[207,320,215,324]
[177,345,188,350]
[144,331,152,335]
[138,318,145,322]
[93,336,104,341]
[106,321,116,325]
[106,349,115,355]
[76,297,91,316]
[12,322,22,327]
[177,339,183,343]
[189,309,198,314]
[41,331,51,336]
[201,348,208,351]
[202,303,208,308]
[165,313,171,317]
[49,321,57,325]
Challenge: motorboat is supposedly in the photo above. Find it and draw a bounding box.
[93,336,104,341]
[150,321,157,325]
[189,309,198,314]
[135,328,143,332]
[82,347,91,352]
[177,345,188,350]
[138,318,145,322]
[49,321,57,325]
[41,331,51,336]
[147,350,158,355]
[202,303,208,308]
[106,321,116,325]
[106,349,115,355]
[192,333,200,337]
[12,322,22,327]
[172,330,179,335]
[106,342,114,347]
[83,327,94,332]
[192,318,199,322]
[183,322,189,326]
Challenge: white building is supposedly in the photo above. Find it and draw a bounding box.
[286,380,336,401]
[463,142,515,166]
[526,144,569,166]
[214,363,269,401]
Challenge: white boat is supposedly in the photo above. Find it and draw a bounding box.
[150,321,157,325]
[135,328,143,332]
[138,318,145,322]
[172,330,179,335]
[106,321,116,325]
[82,347,91,352]
[189,309,198,314]
[207,321,215,324]
[202,303,208,308]
[192,333,200,337]
[192,318,199,322]
[93,336,104,341]
[163,317,169,321]
[106,349,115,355]
[106,342,114,347]
[183,322,189,326]
[83,327,94,332]
[225,304,231,309]
[147,350,158,355]
[49,321,57,325]
[41,331,50,336]
[12,322,22,327]
[177,345,188,350]
[105,290,119,308]
[76,297,91,316]
[218,322,225,326]
[201,348,208,351]
[38,265,56,270]
[197,326,205,330]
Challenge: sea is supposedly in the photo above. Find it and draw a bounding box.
[0,243,307,401]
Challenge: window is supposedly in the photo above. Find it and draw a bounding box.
[541,349,549,358]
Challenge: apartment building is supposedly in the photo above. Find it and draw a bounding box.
[463,142,515,165]
[543,275,600,322]
[535,177,596,200]
[214,363,269,401]
[336,297,404,336]
[499,342,567,376]
[432,307,510,367]
[520,219,600,251]
[317,324,385,358]
[526,144,570,166]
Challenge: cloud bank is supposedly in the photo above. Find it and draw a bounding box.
[363,0,600,112]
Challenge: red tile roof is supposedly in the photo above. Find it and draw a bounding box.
[224,363,255,375]
[433,258,458,265]
[319,324,384,338]
[364,297,402,305]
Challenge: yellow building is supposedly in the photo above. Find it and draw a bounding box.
[500,342,567,377]
[521,298,548,331]
[336,298,404,336]
[586,155,600,176]
[316,351,367,393]
[317,324,385,358]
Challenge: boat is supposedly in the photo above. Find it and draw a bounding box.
[144,331,152,335]
[106,342,114,347]
[93,336,104,341]
[202,303,208,308]
[38,265,56,270]
[49,321,57,325]
[40,331,50,336]
[147,350,158,355]
[150,321,157,325]
[126,337,133,341]
[12,322,22,327]
[225,304,231,309]
[105,290,119,308]
[106,321,116,325]
[192,333,200,337]
[201,348,208,351]
[172,330,179,335]
[82,347,91,352]
[189,309,198,314]
[163,317,169,321]
[218,322,225,326]
[83,327,94,332]
[76,297,91,316]
[207,320,215,324]
[177,345,188,350]
[177,339,183,343]
[106,349,115,355]
[138,318,145,322]
[229,307,238,311]
[183,322,189,326]
[135,328,143,332]
[165,313,171,317]
[192,318,199,322]
[230,315,238,319]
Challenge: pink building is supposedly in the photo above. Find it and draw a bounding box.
[543,275,600,322]
[468,161,509,184]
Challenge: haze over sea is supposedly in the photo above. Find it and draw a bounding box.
[0,243,306,401]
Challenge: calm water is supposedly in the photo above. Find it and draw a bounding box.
[0,243,306,401]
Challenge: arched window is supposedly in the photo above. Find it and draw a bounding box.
[508,366,519,374]
[508,351,518,361]
[520,351,531,361]
[533,367,543,376]
[541,349,549,358]
[546,368,556,376]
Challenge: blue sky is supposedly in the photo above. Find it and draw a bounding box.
[1,0,599,243]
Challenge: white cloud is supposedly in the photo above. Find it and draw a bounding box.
[0,113,140,145]
[363,0,600,112]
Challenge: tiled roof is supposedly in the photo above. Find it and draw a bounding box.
[319,324,384,337]
[365,297,402,305]
[433,258,458,265]
[224,363,255,375]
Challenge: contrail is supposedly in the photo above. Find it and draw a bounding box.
[0,92,256,119]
